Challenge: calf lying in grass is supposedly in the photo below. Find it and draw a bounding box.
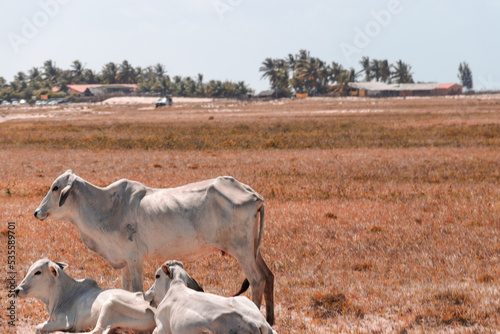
[15,259,156,333]
[144,260,276,334]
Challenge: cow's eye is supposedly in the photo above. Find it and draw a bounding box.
[34,271,41,276]
[155,274,160,279]
[52,186,59,192]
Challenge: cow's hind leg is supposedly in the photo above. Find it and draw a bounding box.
[235,254,267,316]
[257,252,275,325]
[92,300,155,334]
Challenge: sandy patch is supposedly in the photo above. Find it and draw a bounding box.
[101,96,214,105]
[0,114,55,123]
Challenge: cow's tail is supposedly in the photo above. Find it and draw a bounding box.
[234,202,265,297]
[255,203,265,260]
[234,278,250,296]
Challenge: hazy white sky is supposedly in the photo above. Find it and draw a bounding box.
[1,0,499,92]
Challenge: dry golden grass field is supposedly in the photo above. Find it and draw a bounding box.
[1,96,499,333]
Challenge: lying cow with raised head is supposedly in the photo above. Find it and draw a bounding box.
[144,260,277,334]
[34,170,274,325]
[15,258,157,333]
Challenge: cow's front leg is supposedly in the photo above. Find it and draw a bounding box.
[121,265,133,291]
[127,255,144,291]
[36,320,71,333]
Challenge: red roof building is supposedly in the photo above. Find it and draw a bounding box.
[434,83,462,95]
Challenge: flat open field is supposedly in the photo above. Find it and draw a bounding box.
[1,96,499,333]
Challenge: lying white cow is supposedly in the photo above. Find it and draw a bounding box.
[15,258,156,333]
[145,261,277,334]
[34,170,274,324]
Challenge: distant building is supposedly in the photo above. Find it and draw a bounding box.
[256,90,276,98]
[391,83,439,97]
[348,82,396,97]
[434,83,463,96]
[52,84,138,96]
[347,82,463,97]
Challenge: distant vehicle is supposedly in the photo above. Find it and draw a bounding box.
[19,99,28,105]
[35,100,48,105]
[11,100,20,105]
[1,100,10,105]
[155,96,172,108]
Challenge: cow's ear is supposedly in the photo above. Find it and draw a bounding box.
[55,262,68,270]
[187,276,204,292]
[161,265,172,279]
[49,264,59,277]
[59,178,76,207]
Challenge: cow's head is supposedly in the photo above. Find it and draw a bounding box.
[34,169,77,221]
[144,260,203,307]
[15,259,68,303]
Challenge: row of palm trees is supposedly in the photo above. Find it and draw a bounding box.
[259,50,415,97]
[0,60,252,100]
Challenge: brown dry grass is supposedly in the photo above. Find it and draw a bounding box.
[1,96,499,333]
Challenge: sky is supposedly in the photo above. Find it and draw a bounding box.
[1,0,499,92]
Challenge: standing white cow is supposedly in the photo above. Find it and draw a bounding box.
[34,170,274,325]
[15,258,156,333]
[144,260,276,334]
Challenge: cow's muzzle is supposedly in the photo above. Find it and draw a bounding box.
[14,287,26,297]
[34,210,48,220]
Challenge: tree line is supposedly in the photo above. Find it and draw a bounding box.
[0,55,475,101]
[0,60,252,101]
[260,50,473,97]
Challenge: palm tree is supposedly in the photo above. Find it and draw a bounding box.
[349,67,360,82]
[336,69,352,95]
[329,62,345,84]
[286,53,296,80]
[317,60,330,94]
[379,59,391,83]
[28,67,41,82]
[101,62,118,84]
[260,58,290,97]
[371,59,381,82]
[83,69,99,84]
[359,56,372,81]
[14,71,28,91]
[260,58,278,89]
[197,73,204,96]
[275,59,290,96]
[117,60,136,83]
[43,60,60,85]
[154,63,166,79]
[28,67,42,89]
[392,60,414,83]
[70,60,85,83]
